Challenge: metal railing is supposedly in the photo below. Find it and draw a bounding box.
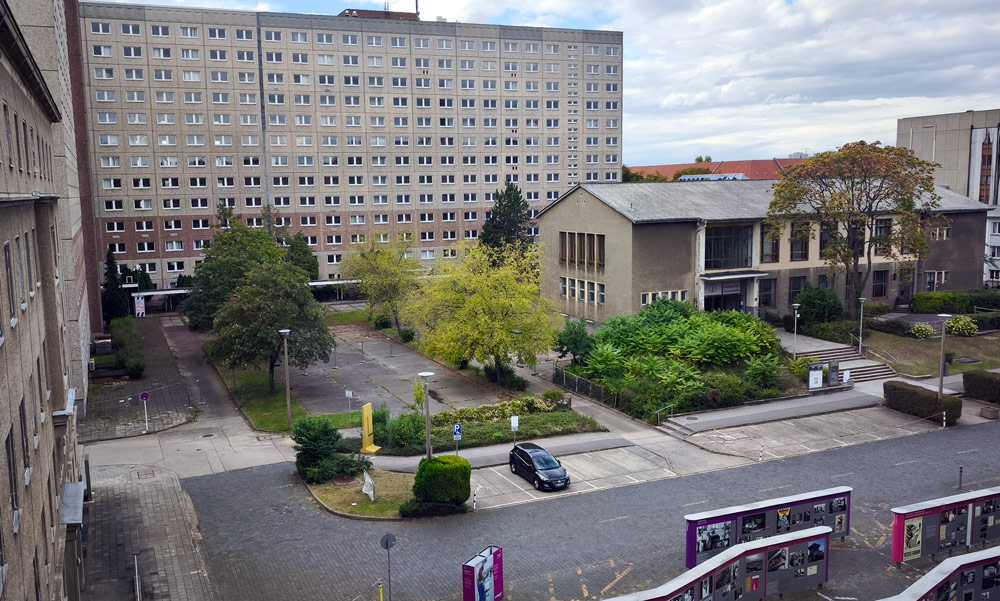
[655,404,676,425]
[552,365,611,406]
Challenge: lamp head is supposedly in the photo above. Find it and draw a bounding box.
[418,371,435,382]
[279,329,291,337]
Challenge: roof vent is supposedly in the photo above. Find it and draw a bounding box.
[629,202,634,211]
[352,10,358,16]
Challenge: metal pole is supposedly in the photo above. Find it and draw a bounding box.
[280,329,292,430]
[419,372,434,460]
[792,303,801,361]
[858,297,866,354]
[959,466,963,490]
[388,336,393,357]
[143,400,149,434]
[938,314,950,402]
[386,546,392,601]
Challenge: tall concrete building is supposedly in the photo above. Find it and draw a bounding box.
[897,109,1000,286]
[1,0,90,597]
[76,3,624,291]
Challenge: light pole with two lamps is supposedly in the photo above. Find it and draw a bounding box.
[279,329,292,430]
[418,371,435,460]
[791,303,801,360]
[937,314,951,401]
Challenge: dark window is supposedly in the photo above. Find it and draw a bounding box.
[6,428,18,510]
[760,224,778,263]
[586,233,595,268]
[790,222,810,261]
[19,400,30,468]
[567,232,576,266]
[818,274,835,289]
[759,278,776,308]
[875,219,892,255]
[819,223,836,253]
[705,225,753,269]
[4,243,15,318]
[596,235,606,269]
[788,276,805,304]
[873,270,888,298]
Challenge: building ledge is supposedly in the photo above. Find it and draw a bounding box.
[60,482,85,526]
[53,388,76,437]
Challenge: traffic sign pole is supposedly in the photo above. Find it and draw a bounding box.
[453,423,462,456]
[139,391,150,434]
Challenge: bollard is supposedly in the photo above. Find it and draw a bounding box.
[759,443,764,462]
[959,466,963,490]
[473,488,478,511]
[942,411,946,429]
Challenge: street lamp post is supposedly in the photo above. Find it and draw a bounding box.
[858,297,866,354]
[791,303,801,360]
[938,314,951,401]
[418,371,435,460]
[279,329,292,430]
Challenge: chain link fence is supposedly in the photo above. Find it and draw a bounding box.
[552,365,616,408]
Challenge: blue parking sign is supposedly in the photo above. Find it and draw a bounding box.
[453,423,462,441]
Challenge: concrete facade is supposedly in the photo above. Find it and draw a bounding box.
[0,0,87,598]
[74,2,624,298]
[897,109,1000,285]
[539,182,989,324]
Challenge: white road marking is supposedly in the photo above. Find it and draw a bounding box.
[626,475,641,483]
[833,597,859,600]
[957,449,979,454]
[598,516,629,524]
[758,484,792,493]
[817,593,833,601]
[829,472,854,479]
[492,469,537,499]
[895,460,917,466]
[682,500,708,507]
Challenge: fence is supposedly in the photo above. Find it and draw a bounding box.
[552,365,614,406]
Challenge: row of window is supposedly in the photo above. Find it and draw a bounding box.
[557,231,607,269]
[1,102,55,182]
[640,290,688,306]
[94,111,620,127]
[97,153,619,168]
[97,131,620,148]
[89,23,620,57]
[558,277,607,304]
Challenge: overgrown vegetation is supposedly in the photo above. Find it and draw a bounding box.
[109,317,145,378]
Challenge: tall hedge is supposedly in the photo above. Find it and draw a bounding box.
[963,371,1000,404]
[883,381,962,426]
[109,317,145,378]
[912,290,1000,314]
[412,455,471,505]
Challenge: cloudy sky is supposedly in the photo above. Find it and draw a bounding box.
[102,0,1000,166]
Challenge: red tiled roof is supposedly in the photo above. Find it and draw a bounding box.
[631,158,807,181]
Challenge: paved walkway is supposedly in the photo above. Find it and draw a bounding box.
[80,317,192,443]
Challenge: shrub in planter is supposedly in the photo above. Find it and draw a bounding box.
[704,371,746,409]
[372,405,390,447]
[301,457,340,484]
[292,416,342,474]
[412,455,471,505]
[966,290,1000,312]
[758,387,782,400]
[883,381,961,426]
[912,291,971,314]
[963,370,1000,404]
[399,499,467,518]
[796,283,844,325]
[542,389,566,404]
[504,373,528,391]
[789,357,821,381]
[946,315,978,337]
[803,321,865,345]
[910,323,935,339]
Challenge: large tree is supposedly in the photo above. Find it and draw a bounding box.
[480,182,534,251]
[766,141,940,317]
[179,219,286,330]
[404,243,562,383]
[286,232,319,281]
[339,232,421,334]
[211,264,334,393]
[101,248,130,325]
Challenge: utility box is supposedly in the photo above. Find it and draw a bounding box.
[980,406,999,420]
[828,361,840,386]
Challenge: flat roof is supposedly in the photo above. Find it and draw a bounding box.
[686,486,852,522]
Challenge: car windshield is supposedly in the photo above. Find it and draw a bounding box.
[532,454,559,470]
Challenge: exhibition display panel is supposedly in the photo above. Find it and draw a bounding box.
[877,545,1000,601]
[891,486,1000,563]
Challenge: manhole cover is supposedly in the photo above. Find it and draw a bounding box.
[686,417,699,421]
[135,469,155,480]
[956,357,982,364]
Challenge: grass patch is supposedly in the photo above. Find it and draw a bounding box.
[93,354,116,366]
[214,363,360,432]
[365,406,606,456]
[866,331,1000,377]
[323,308,369,326]
[310,469,415,518]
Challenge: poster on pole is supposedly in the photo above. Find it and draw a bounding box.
[134,296,146,318]
[362,470,375,502]
[463,546,503,601]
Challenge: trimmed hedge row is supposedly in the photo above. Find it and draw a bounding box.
[971,312,1000,331]
[866,318,912,337]
[963,370,1000,404]
[883,381,962,426]
[402,455,471,518]
[109,317,145,378]
[912,290,1000,314]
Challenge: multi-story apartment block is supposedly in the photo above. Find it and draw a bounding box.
[77,3,624,289]
[897,109,1000,286]
[1,0,89,598]
[538,182,988,324]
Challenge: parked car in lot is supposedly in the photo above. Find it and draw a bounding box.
[509,442,570,491]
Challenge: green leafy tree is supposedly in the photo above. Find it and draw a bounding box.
[179,220,286,330]
[671,166,712,181]
[622,165,646,182]
[479,182,534,252]
[556,317,594,365]
[286,232,319,281]
[404,243,562,383]
[211,264,334,393]
[291,416,341,473]
[767,141,940,317]
[101,248,130,325]
[340,232,421,334]
[694,155,713,163]
[795,282,844,325]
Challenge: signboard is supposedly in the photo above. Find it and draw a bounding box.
[877,545,1000,601]
[685,487,851,568]
[463,546,504,601]
[705,282,723,296]
[722,281,741,295]
[453,424,463,441]
[346,390,353,399]
[134,296,146,318]
[361,403,381,454]
[362,470,375,502]
[139,391,150,402]
[603,527,831,601]
[510,416,518,432]
[891,486,1000,563]
[808,363,823,390]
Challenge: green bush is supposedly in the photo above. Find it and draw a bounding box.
[796,283,844,325]
[803,321,866,345]
[292,416,342,474]
[412,455,471,504]
[946,315,978,337]
[967,290,1000,312]
[372,405,390,446]
[109,317,146,378]
[504,372,528,391]
[124,357,146,379]
[388,412,425,448]
[970,312,1000,331]
[963,370,1000,404]
[400,328,416,343]
[703,371,746,409]
[868,318,913,337]
[743,354,780,389]
[542,389,566,404]
[301,457,339,484]
[863,303,893,318]
[327,453,374,477]
[758,387,781,400]
[788,357,821,381]
[910,323,935,339]
[883,381,961,425]
[912,291,971,314]
[373,315,392,329]
[335,437,363,454]
[399,499,468,518]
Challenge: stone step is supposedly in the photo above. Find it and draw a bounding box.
[657,419,696,440]
[850,364,897,383]
[799,346,864,362]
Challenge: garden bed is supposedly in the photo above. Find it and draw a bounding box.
[309,469,415,519]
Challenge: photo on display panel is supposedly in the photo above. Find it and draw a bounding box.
[700,576,712,599]
[696,522,733,554]
[788,549,805,568]
[830,497,847,513]
[768,548,788,572]
[742,513,766,535]
[667,585,695,601]
[835,514,847,533]
[791,510,811,526]
[936,579,958,601]
[961,570,977,586]
[807,539,825,563]
[793,568,806,578]
[776,508,791,533]
[745,553,764,573]
[984,561,999,590]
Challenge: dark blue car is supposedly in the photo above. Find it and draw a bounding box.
[509,442,570,491]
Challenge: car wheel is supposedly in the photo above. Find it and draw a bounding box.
[509,462,517,474]
[533,477,542,491]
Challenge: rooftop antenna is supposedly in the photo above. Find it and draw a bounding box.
[415,0,420,19]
